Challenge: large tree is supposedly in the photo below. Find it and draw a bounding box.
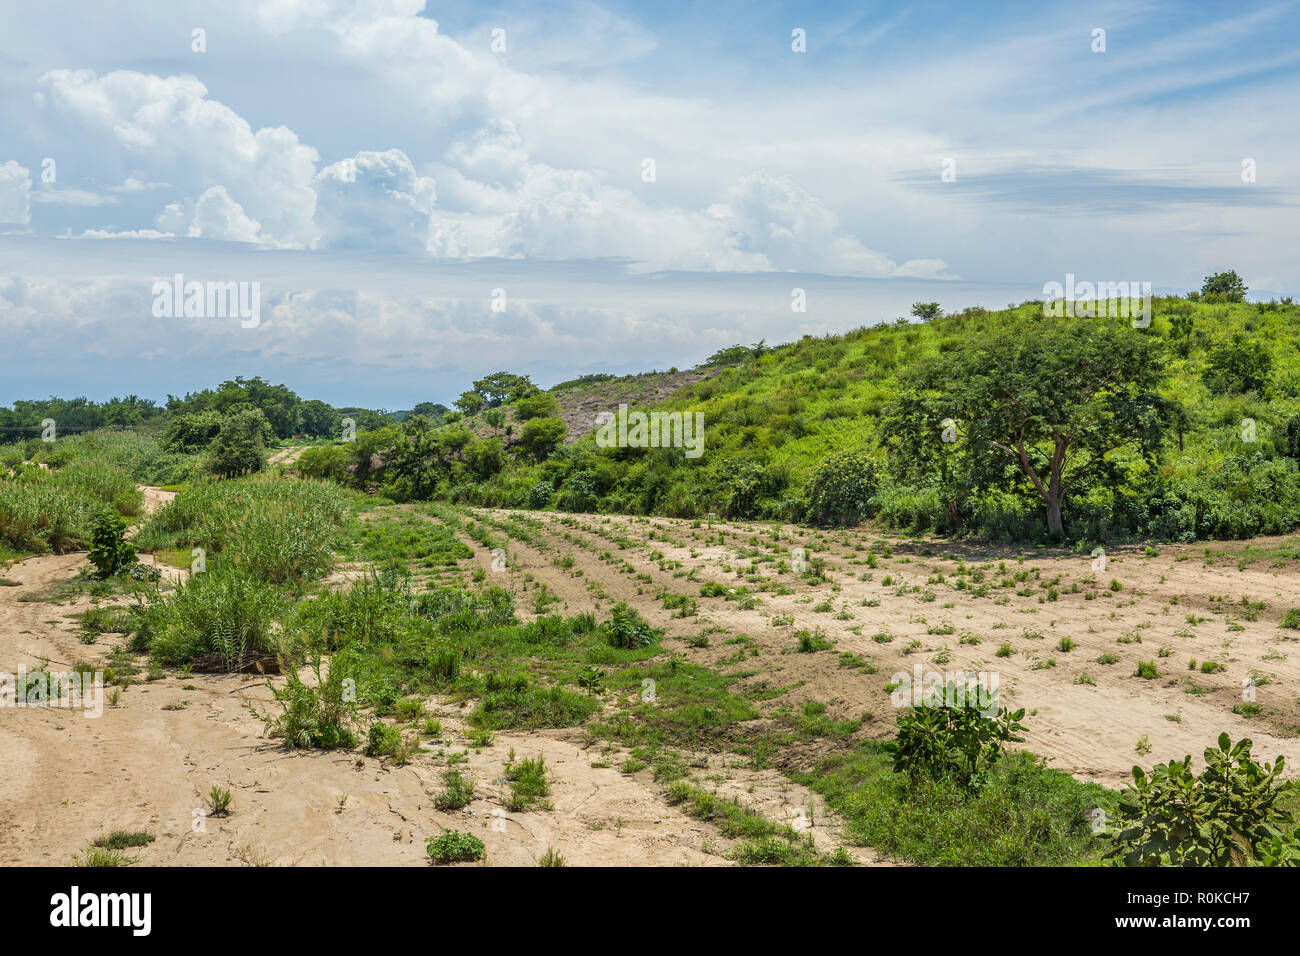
[885,316,1174,537]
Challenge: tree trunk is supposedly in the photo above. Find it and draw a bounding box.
[1045,494,1063,538]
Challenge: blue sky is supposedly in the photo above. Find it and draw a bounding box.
[1,0,1297,407]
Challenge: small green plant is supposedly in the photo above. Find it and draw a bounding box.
[205,785,232,816]
[433,770,476,811]
[505,754,552,811]
[366,721,403,757]
[425,830,485,864]
[602,602,659,649]
[93,830,155,850]
[537,847,567,867]
[88,510,137,579]
[886,684,1026,790]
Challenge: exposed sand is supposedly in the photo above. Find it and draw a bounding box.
[3,495,1295,866]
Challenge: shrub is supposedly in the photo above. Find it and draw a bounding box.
[526,480,554,510]
[162,410,223,453]
[512,392,560,421]
[425,830,485,864]
[1107,734,1299,866]
[206,408,272,477]
[804,451,879,527]
[88,510,137,578]
[602,602,659,649]
[258,651,358,749]
[887,683,1027,789]
[366,721,403,757]
[295,445,351,482]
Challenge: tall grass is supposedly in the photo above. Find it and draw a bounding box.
[31,429,197,485]
[135,564,282,667]
[135,473,349,586]
[0,462,141,555]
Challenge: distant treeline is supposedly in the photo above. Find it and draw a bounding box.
[0,376,449,444]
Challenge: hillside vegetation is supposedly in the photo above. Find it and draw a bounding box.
[300,294,1300,545]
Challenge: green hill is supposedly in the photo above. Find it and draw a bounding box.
[300,294,1300,545]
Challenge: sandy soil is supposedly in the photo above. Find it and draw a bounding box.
[462,509,1300,788]
[0,492,884,867]
[3,494,1294,866]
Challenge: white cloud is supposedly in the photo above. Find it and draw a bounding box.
[314,149,438,253]
[0,162,32,225]
[40,69,320,247]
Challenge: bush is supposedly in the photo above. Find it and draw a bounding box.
[526,480,554,510]
[365,721,403,757]
[296,445,351,482]
[88,510,137,578]
[602,602,659,649]
[162,410,223,454]
[512,392,560,422]
[804,451,879,527]
[206,408,272,477]
[258,651,358,748]
[887,683,1027,789]
[425,830,484,864]
[1107,734,1300,866]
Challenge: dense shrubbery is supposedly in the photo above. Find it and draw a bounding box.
[804,451,880,527]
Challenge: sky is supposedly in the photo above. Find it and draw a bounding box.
[1,0,1297,408]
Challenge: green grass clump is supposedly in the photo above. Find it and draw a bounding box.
[93,831,155,850]
[433,770,476,811]
[792,742,1112,866]
[136,564,282,668]
[504,755,552,811]
[425,830,484,864]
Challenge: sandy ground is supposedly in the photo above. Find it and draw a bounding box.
[463,509,1300,789]
[0,490,885,867]
[3,491,1295,866]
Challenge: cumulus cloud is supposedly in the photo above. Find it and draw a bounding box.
[27,16,948,276]
[40,69,319,247]
[0,162,32,225]
[156,186,267,244]
[709,172,952,278]
[314,149,438,253]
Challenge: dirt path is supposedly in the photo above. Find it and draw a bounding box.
[268,445,308,468]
